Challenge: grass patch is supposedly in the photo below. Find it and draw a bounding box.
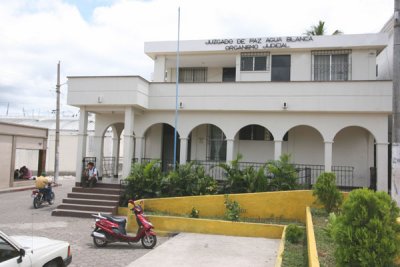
[312,208,336,267]
[282,227,308,267]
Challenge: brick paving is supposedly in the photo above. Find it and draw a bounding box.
[0,176,168,267]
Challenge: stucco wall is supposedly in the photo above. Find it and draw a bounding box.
[0,135,13,189]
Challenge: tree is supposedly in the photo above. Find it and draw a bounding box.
[305,20,342,36]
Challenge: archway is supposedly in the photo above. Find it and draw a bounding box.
[102,123,125,178]
[333,126,375,188]
[187,124,227,162]
[143,123,180,171]
[233,124,274,163]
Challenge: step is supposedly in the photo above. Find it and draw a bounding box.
[57,203,117,213]
[75,182,121,189]
[52,209,112,218]
[72,187,122,195]
[67,192,120,201]
[62,198,118,206]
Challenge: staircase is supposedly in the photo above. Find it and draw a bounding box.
[52,182,122,218]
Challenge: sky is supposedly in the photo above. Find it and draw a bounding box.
[0,0,394,117]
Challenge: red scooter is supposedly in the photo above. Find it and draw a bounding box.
[91,200,157,249]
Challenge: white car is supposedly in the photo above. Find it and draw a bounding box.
[0,231,72,267]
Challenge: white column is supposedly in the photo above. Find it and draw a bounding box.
[112,136,120,177]
[376,142,388,192]
[76,107,88,183]
[226,139,234,163]
[135,136,144,163]
[93,135,104,177]
[180,137,188,165]
[324,141,333,172]
[274,140,283,160]
[122,107,135,178]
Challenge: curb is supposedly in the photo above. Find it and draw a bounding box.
[0,183,61,195]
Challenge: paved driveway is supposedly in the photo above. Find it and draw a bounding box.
[129,233,280,267]
[0,176,168,267]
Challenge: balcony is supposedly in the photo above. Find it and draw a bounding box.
[67,76,150,108]
[149,80,392,112]
[67,77,392,113]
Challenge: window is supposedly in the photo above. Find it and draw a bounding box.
[179,68,207,83]
[240,52,270,71]
[222,68,236,82]
[207,125,226,161]
[239,125,274,141]
[0,237,19,263]
[312,50,351,81]
[271,55,291,81]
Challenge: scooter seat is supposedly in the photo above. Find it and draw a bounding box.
[104,215,126,224]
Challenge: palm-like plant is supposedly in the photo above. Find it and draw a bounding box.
[305,20,342,36]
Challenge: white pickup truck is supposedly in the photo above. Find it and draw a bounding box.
[0,231,72,267]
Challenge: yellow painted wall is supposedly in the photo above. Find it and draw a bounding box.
[141,190,318,223]
[126,215,284,239]
[306,207,320,267]
[274,226,287,267]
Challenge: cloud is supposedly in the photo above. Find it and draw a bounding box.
[0,0,394,116]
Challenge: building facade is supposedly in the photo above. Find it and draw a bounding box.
[0,122,48,189]
[67,33,391,191]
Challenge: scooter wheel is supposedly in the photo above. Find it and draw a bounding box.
[33,197,41,209]
[141,235,157,249]
[93,232,108,248]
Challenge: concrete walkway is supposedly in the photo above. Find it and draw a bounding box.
[128,233,280,267]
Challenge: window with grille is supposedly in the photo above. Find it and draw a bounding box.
[179,67,207,83]
[240,52,270,71]
[312,50,351,81]
[206,125,226,161]
[239,125,274,141]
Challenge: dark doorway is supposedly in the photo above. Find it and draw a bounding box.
[271,55,291,81]
[162,124,180,171]
[222,68,236,82]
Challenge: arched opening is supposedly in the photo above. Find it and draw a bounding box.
[283,125,324,164]
[333,126,375,189]
[282,125,324,186]
[102,123,125,179]
[187,124,226,162]
[233,124,274,163]
[143,123,180,171]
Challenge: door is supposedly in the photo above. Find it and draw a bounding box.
[161,124,180,171]
[271,55,291,81]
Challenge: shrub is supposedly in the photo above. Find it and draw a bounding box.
[218,154,268,193]
[285,224,303,244]
[190,207,199,218]
[161,162,217,197]
[324,212,337,238]
[267,154,298,191]
[332,188,400,266]
[124,160,162,199]
[313,172,343,213]
[224,195,242,221]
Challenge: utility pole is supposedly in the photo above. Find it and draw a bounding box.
[392,0,400,203]
[54,61,61,184]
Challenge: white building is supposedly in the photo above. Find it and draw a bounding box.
[0,117,115,176]
[67,33,391,191]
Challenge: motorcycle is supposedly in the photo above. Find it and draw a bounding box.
[91,200,157,249]
[32,183,55,209]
